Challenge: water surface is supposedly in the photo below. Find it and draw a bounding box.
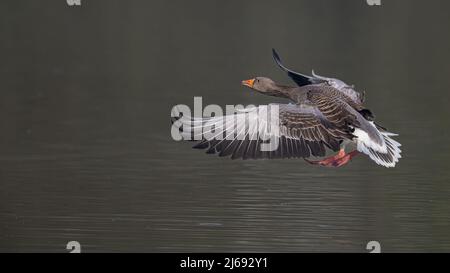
[1,0,450,252]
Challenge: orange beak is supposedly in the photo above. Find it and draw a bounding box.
[241,78,255,88]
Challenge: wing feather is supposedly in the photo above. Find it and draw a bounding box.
[174,103,354,159]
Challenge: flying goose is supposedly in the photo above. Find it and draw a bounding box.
[173,49,401,167]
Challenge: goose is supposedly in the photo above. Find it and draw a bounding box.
[173,49,401,167]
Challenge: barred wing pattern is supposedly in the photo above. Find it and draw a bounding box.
[174,103,354,160]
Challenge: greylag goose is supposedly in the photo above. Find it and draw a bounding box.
[173,49,401,167]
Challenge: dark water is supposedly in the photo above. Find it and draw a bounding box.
[1,0,450,252]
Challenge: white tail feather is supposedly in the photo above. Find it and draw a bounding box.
[357,129,402,168]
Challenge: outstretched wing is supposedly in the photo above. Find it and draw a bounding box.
[272,48,325,87]
[172,104,354,160]
[272,48,365,104]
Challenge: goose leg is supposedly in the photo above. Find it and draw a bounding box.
[331,150,359,167]
[305,149,359,167]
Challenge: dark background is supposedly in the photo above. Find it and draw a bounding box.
[1,0,449,252]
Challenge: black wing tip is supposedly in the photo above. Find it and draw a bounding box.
[272,48,278,57]
[272,48,282,63]
[272,48,289,74]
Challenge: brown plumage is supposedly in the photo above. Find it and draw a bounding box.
[173,49,402,167]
